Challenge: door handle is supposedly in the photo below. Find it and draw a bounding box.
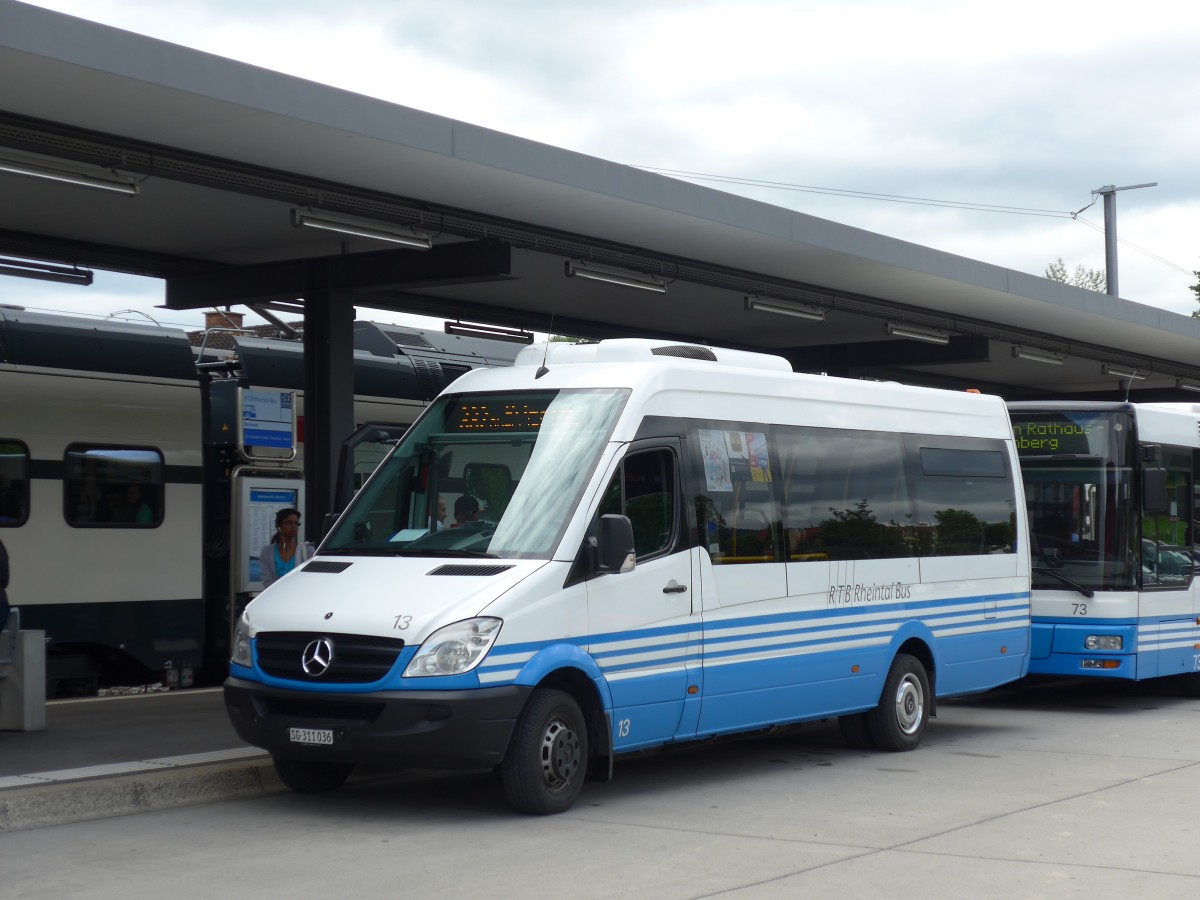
[662,580,687,594]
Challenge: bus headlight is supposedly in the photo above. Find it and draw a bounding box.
[231,613,252,667]
[1084,635,1123,651]
[404,618,502,677]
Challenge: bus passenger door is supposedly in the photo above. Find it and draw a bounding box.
[586,443,699,752]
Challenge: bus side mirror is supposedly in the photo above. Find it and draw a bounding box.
[1143,468,1168,515]
[319,510,340,542]
[598,514,636,574]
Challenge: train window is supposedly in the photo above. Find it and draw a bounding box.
[0,439,29,526]
[64,445,164,528]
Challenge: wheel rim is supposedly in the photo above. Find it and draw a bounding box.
[893,673,924,735]
[538,714,582,793]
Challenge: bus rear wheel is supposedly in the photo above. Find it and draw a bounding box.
[866,653,929,752]
[501,688,588,815]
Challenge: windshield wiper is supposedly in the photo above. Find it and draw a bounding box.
[386,548,500,559]
[321,547,501,559]
[317,547,399,557]
[1032,566,1094,598]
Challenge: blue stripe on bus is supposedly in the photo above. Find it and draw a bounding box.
[256,588,1029,692]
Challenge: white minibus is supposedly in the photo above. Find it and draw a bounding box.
[225,339,1031,814]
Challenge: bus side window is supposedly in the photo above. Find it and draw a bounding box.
[688,424,779,564]
[602,449,677,559]
[776,427,913,561]
[910,444,1014,556]
[1141,452,1192,586]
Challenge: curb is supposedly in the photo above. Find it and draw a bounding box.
[0,755,283,833]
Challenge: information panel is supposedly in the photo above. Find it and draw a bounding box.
[238,387,297,461]
[237,478,305,592]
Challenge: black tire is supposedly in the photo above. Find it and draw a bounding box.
[501,688,588,815]
[838,711,876,750]
[272,756,353,793]
[1178,672,1200,698]
[866,653,929,752]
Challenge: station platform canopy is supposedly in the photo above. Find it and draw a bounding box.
[2,0,1199,401]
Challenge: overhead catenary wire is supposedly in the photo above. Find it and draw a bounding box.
[634,166,1078,218]
[1073,216,1194,276]
[635,166,1194,277]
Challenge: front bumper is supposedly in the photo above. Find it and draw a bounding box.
[224,677,531,769]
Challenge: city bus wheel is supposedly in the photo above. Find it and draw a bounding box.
[866,654,929,752]
[272,756,353,793]
[501,688,588,815]
[1177,673,1200,698]
[838,711,876,750]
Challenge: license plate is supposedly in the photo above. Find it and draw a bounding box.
[289,727,334,746]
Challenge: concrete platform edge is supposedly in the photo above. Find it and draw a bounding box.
[0,758,285,833]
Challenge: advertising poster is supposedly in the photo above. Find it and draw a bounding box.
[239,481,302,591]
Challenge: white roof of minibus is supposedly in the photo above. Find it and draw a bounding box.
[448,339,1012,441]
[1133,403,1200,449]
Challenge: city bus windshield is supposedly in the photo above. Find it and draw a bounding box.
[323,387,629,560]
[1011,409,1137,591]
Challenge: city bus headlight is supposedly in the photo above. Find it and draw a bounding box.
[1084,635,1123,651]
[231,613,252,667]
[404,618,502,677]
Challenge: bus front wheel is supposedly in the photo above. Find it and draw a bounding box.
[501,688,588,815]
[1177,672,1200,698]
[272,756,353,793]
[866,654,929,751]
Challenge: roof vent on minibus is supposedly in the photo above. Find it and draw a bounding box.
[301,561,353,574]
[428,564,514,577]
[651,344,719,362]
[513,338,792,372]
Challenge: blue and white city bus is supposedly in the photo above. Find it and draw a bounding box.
[1009,401,1200,693]
[226,339,1032,814]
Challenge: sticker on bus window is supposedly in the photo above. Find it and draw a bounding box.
[744,432,772,483]
[698,429,732,492]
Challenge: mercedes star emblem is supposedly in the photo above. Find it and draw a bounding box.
[301,637,334,677]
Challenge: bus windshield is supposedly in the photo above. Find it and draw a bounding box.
[323,387,629,560]
[1011,409,1138,591]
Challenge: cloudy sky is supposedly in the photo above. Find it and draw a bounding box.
[10,0,1200,332]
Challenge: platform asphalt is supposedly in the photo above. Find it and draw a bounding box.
[0,687,282,832]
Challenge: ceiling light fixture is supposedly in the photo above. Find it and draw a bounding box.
[1176,378,1200,393]
[885,322,951,345]
[1012,345,1066,366]
[0,148,139,196]
[744,295,825,322]
[445,320,534,345]
[1102,363,1147,381]
[291,208,432,249]
[0,257,93,286]
[564,260,667,293]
